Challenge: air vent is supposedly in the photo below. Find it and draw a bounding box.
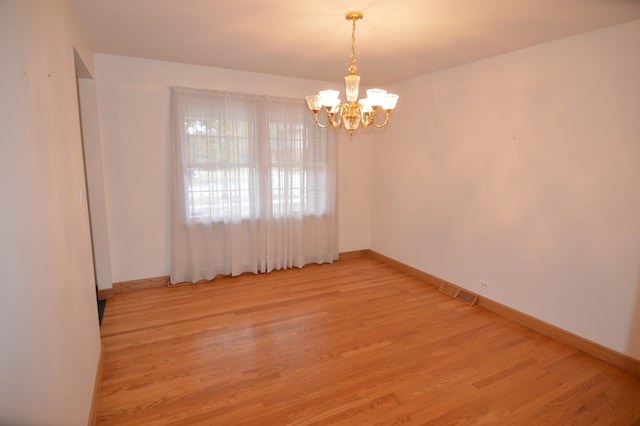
[439,283,478,306]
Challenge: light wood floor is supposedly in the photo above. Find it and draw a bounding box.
[97,257,640,425]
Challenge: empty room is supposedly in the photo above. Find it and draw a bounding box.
[1,1,640,424]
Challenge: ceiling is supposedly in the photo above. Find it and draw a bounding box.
[72,0,640,86]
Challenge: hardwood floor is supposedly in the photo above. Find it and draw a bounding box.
[97,257,640,425]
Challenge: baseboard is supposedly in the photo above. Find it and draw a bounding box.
[366,249,640,377]
[88,344,104,426]
[113,276,170,293]
[365,250,444,289]
[97,288,114,300]
[97,278,166,299]
[338,250,370,261]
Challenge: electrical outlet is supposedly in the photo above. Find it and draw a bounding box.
[480,281,490,290]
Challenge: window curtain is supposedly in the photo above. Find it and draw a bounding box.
[170,88,338,284]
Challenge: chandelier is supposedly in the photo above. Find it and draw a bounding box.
[305,11,399,136]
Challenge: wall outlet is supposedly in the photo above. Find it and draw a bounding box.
[480,281,490,290]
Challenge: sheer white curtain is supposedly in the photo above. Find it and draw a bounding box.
[170,88,338,284]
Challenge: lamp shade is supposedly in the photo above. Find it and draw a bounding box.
[306,95,322,111]
[381,93,399,110]
[359,98,373,113]
[319,90,340,106]
[366,88,387,107]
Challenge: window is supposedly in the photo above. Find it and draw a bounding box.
[173,89,331,222]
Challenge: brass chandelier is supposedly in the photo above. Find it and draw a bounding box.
[306,11,399,136]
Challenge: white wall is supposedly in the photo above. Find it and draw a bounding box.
[336,132,375,252]
[0,1,102,424]
[94,55,374,283]
[371,20,640,359]
[78,77,113,291]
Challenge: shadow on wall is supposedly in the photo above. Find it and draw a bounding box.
[627,271,640,361]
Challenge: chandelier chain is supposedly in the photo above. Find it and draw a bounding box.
[349,17,357,73]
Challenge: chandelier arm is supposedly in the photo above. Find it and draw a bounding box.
[360,108,378,128]
[372,110,392,128]
[329,109,344,129]
[309,111,330,128]
[316,119,331,128]
[360,112,371,128]
[317,110,341,128]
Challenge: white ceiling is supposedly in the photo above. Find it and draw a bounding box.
[72,0,640,86]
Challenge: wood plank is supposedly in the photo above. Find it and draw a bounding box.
[97,257,640,424]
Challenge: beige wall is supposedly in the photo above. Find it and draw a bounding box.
[93,54,374,284]
[371,20,640,359]
[0,1,102,424]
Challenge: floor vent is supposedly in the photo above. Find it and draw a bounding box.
[439,283,478,306]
